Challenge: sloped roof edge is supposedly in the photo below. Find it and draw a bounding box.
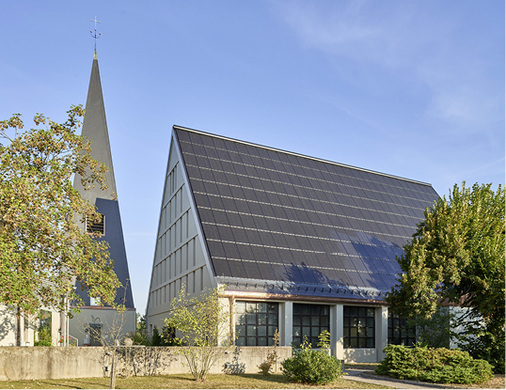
[173,125,433,188]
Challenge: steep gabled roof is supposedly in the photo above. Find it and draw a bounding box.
[174,126,438,300]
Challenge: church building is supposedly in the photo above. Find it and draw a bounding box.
[69,47,136,346]
[146,126,439,362]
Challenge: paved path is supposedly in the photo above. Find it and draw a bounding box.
[343,368,455,389]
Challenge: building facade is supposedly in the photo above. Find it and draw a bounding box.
[146,126,439,362]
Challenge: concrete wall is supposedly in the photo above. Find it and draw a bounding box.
[0,346,292,381]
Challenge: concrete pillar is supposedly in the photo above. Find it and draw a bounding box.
[376,306,388,361]
[280,301,293,346]
[330,304,344,359]
[219,297,231,346]
[51,311,60,346]
[18,314,24,346]
[26,315,35,346]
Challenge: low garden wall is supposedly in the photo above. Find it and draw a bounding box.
[0,346,292,381]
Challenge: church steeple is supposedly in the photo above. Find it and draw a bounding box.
[73,48,117,201]
[71,32,135,311]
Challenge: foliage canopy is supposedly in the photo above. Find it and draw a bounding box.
[387,182,505,372]
[0,106,120,314]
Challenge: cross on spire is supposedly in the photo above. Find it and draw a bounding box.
[90,16,101,59]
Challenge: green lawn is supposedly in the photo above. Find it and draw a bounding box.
[0,373,391,389]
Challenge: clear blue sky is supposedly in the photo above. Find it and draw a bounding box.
[1,1,504,315]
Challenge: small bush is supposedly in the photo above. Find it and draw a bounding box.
[34,340,52,346]
[259,350,278,375]
[281,336,342,384]
[377,344,494,384]
[259,329,280,375]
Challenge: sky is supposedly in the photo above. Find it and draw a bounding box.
[1,1,504,315]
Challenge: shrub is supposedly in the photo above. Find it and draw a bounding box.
[151,326,162,346]
[377,344,494,384]
[164,286,229,382]
[34,340,52,346]
[259,351,278,375]
[281,336,342,384]
[259,329,280,375]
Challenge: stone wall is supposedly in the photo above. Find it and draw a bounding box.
[0,346,292,381]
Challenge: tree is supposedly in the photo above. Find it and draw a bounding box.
[131,314,149,345]
[387,182,505,372]
[0,106,120,317]
[164,286,229,382]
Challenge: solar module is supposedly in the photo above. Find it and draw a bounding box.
[174,126,439,298]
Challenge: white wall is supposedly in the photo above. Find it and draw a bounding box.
[0,305,36,347]
[69,307,136,346]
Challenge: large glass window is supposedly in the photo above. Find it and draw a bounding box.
[235,301,278,346]
[344,306,375,348]
[388,312,416,346]
[293,304,330,348]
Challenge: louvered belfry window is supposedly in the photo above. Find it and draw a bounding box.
[87,214,105,235]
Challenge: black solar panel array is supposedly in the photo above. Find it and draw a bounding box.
[174,127,439,297]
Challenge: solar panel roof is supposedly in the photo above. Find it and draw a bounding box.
[174,126,439,300]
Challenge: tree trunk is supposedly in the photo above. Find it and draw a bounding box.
[109,349,116,389]
[16,306,21,346]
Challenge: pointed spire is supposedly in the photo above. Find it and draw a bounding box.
[73,49,117,202]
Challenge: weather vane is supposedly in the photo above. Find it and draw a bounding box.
[90,16,101,58]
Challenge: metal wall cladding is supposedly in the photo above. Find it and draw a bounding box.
[175,128,439,295]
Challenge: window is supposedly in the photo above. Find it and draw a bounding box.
[293,304,330,348]
[87,214,105,235]
[388,312,416,346]
[344,306,375,348]
[235,301,278,346]
[89,323,102,346]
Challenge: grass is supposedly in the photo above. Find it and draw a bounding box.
[442,375,505,389]
[0,372,503,389]
[0,373,391,389]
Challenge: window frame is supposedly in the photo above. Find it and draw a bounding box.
[343,306,376,349]
[388,311,416,346]
[292,303,330,348]
[235,301,279,346]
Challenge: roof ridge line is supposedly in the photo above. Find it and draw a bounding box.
[173,125,433,187]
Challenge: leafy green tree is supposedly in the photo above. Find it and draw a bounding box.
[164,286,229,382]
[0,106,120,316]
[406,308,456,349]
[387,182,505,372]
